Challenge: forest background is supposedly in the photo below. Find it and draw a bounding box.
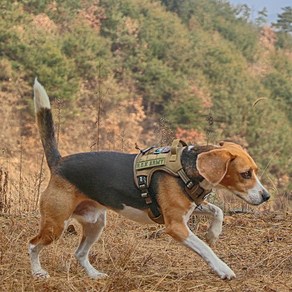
[0,0,292,211]
[0,1,292,291]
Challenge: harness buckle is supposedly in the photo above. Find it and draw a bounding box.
[139,183,147,189]
[138,175,147,185]
[138,176,153,205]
[141,191,152,204]
[186,181,194,189]
[144,196,152,204]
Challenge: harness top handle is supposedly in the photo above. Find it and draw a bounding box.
[169,139,188,162]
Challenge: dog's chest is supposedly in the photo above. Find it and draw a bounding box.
[115,205,155,224]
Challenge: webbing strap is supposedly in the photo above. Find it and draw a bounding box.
[177,169,194,189]
[137,175,163,222]
[178,169,211,205]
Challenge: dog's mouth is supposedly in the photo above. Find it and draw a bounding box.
[233,191,265,206]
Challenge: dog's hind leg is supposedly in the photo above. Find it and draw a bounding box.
[73,201,107,279]
[29,205,73,278]
[29,238,50,278]
[29,179,81,278]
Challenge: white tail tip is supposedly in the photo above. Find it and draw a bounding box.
[33,78,51,112]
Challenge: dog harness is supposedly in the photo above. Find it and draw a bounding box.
[134,139,212,224]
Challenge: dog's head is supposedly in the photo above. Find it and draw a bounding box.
[196,141,270,205]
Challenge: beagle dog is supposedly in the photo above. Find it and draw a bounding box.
[29,79,270,280]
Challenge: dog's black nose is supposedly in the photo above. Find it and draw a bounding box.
[261,189,270,202]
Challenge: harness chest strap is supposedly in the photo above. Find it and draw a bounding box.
[183,177,212,205]
[176,169,212,204]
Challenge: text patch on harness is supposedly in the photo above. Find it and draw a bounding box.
[136,157,166,170]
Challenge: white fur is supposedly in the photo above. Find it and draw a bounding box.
[74,210,108,279]
[247,175,269,205]
[183,231,236,279]
[72,208,102,224]
[193,203,223,245]
[180,203,235,279]
[235,174,269,205]
[117,205,155,224]
[29,243,49,278]
[33,78,51,112]
[183,203,197,224]
[29,212,108,279]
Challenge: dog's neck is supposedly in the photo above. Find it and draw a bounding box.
[181,145,217,183]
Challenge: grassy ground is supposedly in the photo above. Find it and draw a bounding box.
[1,210,291,292]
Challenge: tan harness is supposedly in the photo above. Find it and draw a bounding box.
[134,139,212,224]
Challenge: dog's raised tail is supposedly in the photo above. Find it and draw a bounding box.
[33,78,61,170]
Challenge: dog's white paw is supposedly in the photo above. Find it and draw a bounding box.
[88,270,108,279]
[32,269,50,279]
[213,262,236,280]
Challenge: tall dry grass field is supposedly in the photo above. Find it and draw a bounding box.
[1,208,292,291]
[0,89,291,292]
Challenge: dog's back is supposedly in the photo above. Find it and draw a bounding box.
[57,151,147,210]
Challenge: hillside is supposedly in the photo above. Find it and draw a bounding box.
[1,0,291,207]
[1,1,292,201]
[0,1,292,291]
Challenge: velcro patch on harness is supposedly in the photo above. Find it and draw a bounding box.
[134,139,187,187]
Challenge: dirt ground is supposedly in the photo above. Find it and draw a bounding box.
[0,210,291,292]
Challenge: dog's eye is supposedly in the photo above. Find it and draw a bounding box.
[240,170,252,179]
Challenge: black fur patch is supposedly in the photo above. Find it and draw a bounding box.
[181,145,215,183]
[57,151,150,210]
[37,108,61,168]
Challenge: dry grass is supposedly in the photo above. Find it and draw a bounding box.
[0,80,291,291]
[1,210,291,292]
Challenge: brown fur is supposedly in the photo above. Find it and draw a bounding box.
[30,176,96,247]
[197,142,263,203]
[158,176,192,241]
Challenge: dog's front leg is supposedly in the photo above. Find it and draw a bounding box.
[183,229,235,279]
[158,176,235,279]
[165,218,235,280]
[193,202,224,246]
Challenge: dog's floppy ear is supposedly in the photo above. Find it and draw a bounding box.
[196,149,235,185]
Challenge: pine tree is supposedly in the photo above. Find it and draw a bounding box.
[273,6,292,33]
[255,7,268,27]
